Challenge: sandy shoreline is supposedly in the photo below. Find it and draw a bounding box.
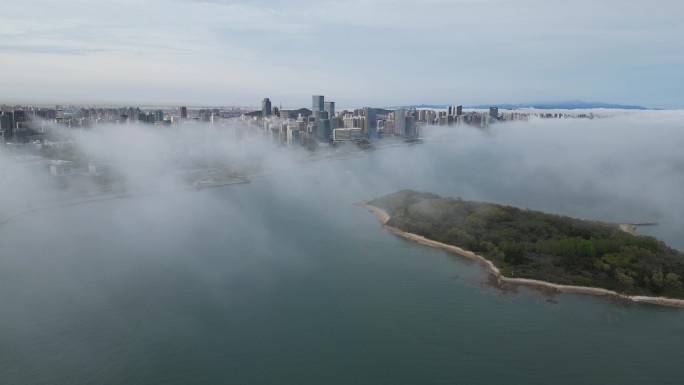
[355,201,684,309]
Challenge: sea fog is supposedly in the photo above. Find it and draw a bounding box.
[1,110,684,384]
[2,109,684,252]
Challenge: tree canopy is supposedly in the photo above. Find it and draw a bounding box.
[370,190,684,298]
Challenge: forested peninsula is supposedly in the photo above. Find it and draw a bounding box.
[366,190,684,302]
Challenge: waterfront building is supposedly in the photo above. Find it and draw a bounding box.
[324,101,335,119]
[88,162,110,176]
[49,160,73,176]
[418,109,427,122]
[262,98,272,118]
[343,115,356,129]
[317,118,331,142]
[0,113,12,140]
[406,115,416,138]
[287,127,301,147]
[332,128,364,142]
[312,95,324,115]
[395,108,407,137]
[363,107,378,142]
[489,106,498,119]
[330,116,340,130]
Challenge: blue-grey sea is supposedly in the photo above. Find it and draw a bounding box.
[2,118,684,384]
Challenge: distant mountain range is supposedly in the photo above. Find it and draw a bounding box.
[399,101,651,110]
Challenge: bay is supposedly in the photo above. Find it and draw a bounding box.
[2,118,684,384]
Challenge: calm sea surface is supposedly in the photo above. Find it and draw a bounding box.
[2,123,684,384]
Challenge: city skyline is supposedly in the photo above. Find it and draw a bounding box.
[1,0,683,108]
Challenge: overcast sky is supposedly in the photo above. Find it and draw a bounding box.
[1,0,682,108]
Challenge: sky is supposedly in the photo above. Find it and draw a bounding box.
[0,0,682,108]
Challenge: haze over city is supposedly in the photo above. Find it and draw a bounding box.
[1,0,683,108]
[2,1,684,384]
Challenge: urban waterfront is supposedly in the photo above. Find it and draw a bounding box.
[2,117,684,384]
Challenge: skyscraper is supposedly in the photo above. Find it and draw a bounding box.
[317,118,331,142]
[262,98,272,118]
[179,106,187,120]
[456,105,463,116]
[12,110,26,133]
[324,101,335,118]
[363,107,378,142]
[312,95,324,115]
[489,106,498,119]
[0,113,13,140]
[395,109,406,137]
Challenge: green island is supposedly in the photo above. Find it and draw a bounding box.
[367,190,684,301]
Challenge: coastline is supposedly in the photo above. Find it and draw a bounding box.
[355,201,684,309]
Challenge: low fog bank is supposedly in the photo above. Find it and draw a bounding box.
[2,109,684,380]
[0,120,324,219]
[3,110,683,238]
[407,110,684,246]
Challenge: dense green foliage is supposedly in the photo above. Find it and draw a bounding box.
[370,190,684,298]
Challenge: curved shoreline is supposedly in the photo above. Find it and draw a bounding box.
[355,201,684,309]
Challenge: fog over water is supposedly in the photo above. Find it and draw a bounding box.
[1,110,684,384]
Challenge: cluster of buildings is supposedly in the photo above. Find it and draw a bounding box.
[0,97,605,198]
[257,95,417,147]
[1,98,598,152]
[0,104,256,145]
[251,96,533,147]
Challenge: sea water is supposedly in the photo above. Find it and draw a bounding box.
[1,121,683,384]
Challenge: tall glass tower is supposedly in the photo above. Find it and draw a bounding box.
[312,95,324,115]
[395,108,406,137]
[262,98,272,118]
[324,101,335,118]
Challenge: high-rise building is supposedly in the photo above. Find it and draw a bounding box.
[12,110,26,136]
[395,108,406,137]
[405,115,416,139]
[489,106,498,119]
[324,101,335,118]
[330,116,340,130]
[456,105,463,116]
[363,107,378,142]
[262,98,272,118]
[317,118,331,142]
[312,95,324,115]
[0,113,13,140]
[179,106,187,120]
